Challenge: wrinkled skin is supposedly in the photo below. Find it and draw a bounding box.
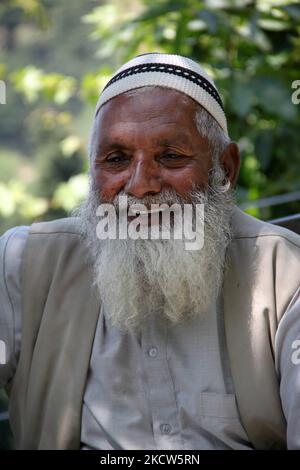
[91,87,240,203]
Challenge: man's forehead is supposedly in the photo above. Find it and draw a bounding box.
[94,88,201,149]
[97,86,198,123]
[97,128,197,150]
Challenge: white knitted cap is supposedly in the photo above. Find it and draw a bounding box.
[95,53,228,136]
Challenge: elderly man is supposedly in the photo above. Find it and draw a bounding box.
[0,53,300,451]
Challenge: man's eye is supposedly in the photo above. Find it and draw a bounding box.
[106,154,126,163]
[159,153,188,167]
[163,154,182,160]
[162,153,186,162]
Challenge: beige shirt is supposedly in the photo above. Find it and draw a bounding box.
[0,226,254,450]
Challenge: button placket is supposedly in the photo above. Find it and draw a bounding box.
[140,315,182,449]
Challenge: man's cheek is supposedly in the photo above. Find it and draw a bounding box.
[164,175,202,200]
[94,172,127,202]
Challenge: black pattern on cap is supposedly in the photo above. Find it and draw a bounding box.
[103,62,224,111]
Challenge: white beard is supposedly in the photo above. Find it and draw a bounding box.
[74,165,234,333]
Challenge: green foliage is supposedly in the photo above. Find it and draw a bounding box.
[11,67,77,104]
[0,0,299,236]
[81,0,300,218]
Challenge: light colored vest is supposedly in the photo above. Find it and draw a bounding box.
[7,207,300,449]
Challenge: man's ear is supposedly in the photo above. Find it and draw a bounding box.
[219,142,240,188]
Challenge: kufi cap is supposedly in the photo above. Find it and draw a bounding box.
[95,52,228,135]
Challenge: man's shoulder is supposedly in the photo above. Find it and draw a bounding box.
[0,218,82,269]
[28,216,81,236]
[231,206,300,250]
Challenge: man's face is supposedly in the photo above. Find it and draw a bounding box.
[91,87,213,202]
[77,86,236,333]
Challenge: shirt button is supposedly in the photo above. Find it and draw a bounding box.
[148,347,157,358]
[160,423,172,435]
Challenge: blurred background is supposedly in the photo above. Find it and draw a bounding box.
[0,0,300,449]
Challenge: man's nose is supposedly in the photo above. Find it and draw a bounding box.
[124,159,162,198]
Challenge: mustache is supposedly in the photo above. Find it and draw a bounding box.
[102,187,207,213]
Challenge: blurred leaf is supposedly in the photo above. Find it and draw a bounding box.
[255,131,274,170]
[281,4,300,21]
[0,183,15,217]
[253,77,297,120]
[230,79,254,117]
[53,174,88,212]
[132,1,185,22]
[80,68,113,104]
[198,10,218,34]
[10,66,43,102]
[42,74,77,104]
[19,195,48,218]
[0,64,7,79]
[60,135,81,157]
[10,68,77,104]
[53,173,88,212]
[258,18,290,31]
